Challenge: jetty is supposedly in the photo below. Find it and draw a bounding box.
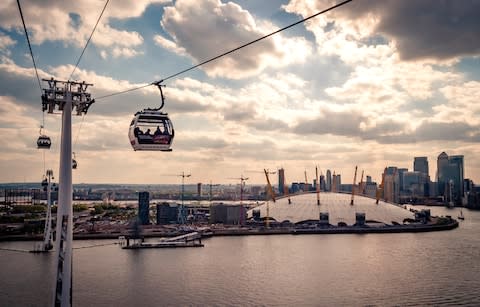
[119,231,204,249]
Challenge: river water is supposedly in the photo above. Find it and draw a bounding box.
[1,206,479,306]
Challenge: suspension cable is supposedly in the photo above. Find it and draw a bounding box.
[95,0,353,100]
[17,0,48,173]
[68,0,110,81]
[16,0,42,94]
[73,114,86,149]
[70,0,109,153]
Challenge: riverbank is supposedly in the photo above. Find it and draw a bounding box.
[0,219,459,241]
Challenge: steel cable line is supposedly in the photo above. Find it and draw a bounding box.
[17,0,49,173]
[16,0,42,94]
[95,0,353,100]
[68,0,110,81]
[70,0,109,153]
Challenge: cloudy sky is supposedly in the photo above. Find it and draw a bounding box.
[0,0,479,185]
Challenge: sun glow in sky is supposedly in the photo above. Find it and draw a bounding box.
[0,0,479,185]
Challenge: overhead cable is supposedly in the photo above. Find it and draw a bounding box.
[95,0,353,100]
[16,0,42,94]
[68,0,110,81]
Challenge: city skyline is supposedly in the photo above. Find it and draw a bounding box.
[1,0,480,184]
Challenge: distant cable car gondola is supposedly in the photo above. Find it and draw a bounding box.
[72,152,77,170]
[128,82,174,151]
[37,126,51,149]
[41,176,48,191]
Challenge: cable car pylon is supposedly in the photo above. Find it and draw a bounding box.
[41,78,94,307]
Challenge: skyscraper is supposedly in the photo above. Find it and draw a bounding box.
[437,152,449,196]
[278,168,285,195]
[436,152,465,203]
[138,191,150,225]
[398,168,408,193]
[449,155,464,200]
[383,167,400,203]
[414,157,429,177]
[414,157,430,197]
[326,169,332,191]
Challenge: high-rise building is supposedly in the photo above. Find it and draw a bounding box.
[138,191,150,225]
[156,202,178,225]
[403,171,428,198]
[437,152,449,196]
[326,170,332,191]
[197,183,202,198]
[437,152,464,203]
[278,168,285,195]
[414,157,429,177]
[448,155,464,201]
[398,168,408,193]
[383,167,400,203]
[320,175,326,191]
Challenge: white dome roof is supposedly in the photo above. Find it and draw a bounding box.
[248,192,415,226]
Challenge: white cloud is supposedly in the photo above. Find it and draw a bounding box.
[436,81,480,125]
[159,0,313,79]
[0,0,166,56]
[153,35,187,56]
[111,47,144,59]
[0,32,15,55]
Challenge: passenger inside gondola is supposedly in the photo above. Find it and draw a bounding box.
[151,125,170,144]
[134,127,143,137]
[137,127,153,144]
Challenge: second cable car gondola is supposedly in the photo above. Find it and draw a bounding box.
[72,152,77,170]
[128,82,174,151]
[37,126,51,149]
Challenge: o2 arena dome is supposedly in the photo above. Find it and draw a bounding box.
[247,192,415,226]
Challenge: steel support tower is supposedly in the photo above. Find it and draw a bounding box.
[42,78,94,307]
[41,169,54,251]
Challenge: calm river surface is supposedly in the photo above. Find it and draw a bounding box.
[1,206,479,306]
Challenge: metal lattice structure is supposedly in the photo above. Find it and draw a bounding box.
[41,78,94,307]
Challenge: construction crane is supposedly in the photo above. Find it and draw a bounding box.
[175,172,191,224]
[228,175,249,225]
[228,175,249,205]
[264,169,276,228]
[350,166,358,206]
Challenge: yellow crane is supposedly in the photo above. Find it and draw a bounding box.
[359,169,364,196]
[350,166,358,206]
[264,168,276,228]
